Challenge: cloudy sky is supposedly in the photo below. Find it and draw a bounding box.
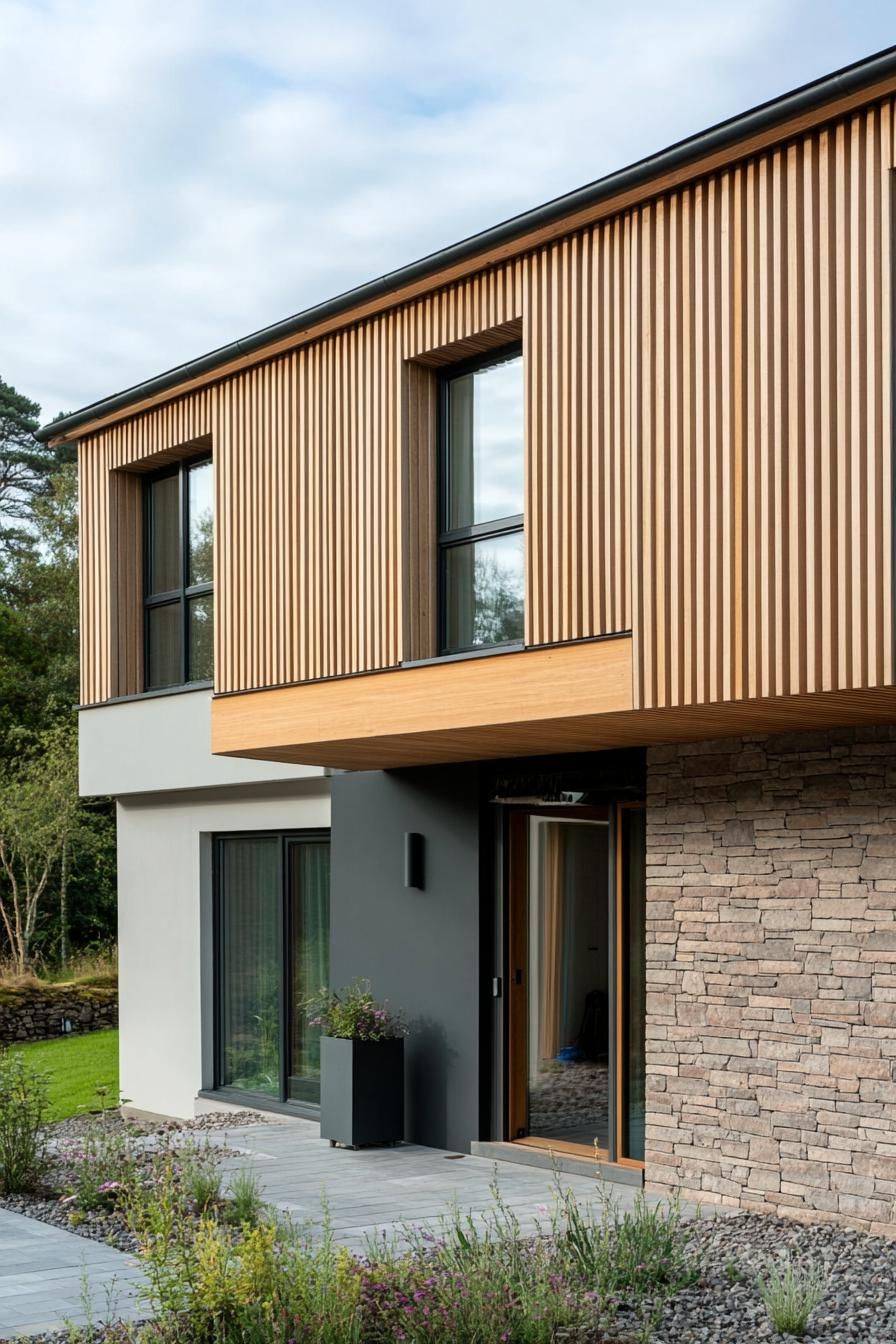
[1,1,894,424]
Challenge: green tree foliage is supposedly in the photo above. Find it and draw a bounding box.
[0,379,74,557]
[0,463,79,753]
[0,725,81,972]
[472,550,524,645]
[0,379,116,968]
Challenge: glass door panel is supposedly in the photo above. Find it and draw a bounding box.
[507,802,646,1166]
[526,817,611,1151]
[218,836,282,1098]
[288,839,330,1104]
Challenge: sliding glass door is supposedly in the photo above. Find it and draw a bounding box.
[216,830,330,1108]
[218,835,282,1096]
[287,838,330,1103]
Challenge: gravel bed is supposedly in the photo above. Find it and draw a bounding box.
[1,1327,145,1344]
[6,1178,896,1342]
[610,1211,896,1344]
[48,1108,270,1143]
[0,1188,138,1253]
[0,1111,266,1254]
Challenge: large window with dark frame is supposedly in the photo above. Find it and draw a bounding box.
[439,346,524,654]
[143,456,214,690]
[215,830,330,1107]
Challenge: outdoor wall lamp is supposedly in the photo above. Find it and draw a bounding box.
[404,832,425,890]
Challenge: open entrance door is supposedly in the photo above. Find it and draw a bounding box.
[506,803,645,1167]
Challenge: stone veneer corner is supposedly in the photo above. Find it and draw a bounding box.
[644,726,896,1237]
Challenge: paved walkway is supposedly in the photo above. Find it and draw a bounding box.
[212,1117,684,1252]
[0,1207,145,1340]
[1,1116,700,1338]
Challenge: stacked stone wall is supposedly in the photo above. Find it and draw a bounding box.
[646,727,896,1235]
[0,983,118,1045]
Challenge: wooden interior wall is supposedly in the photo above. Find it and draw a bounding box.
[632,99,895,709]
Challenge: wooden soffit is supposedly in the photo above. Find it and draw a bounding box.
[212,643,896,771]
[211,636,634,770]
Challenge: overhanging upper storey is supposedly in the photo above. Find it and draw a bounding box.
[63,49,896,770]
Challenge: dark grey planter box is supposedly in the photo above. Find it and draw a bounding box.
[319,1035,405,1147]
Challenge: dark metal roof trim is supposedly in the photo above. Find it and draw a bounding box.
[38,43,896,442]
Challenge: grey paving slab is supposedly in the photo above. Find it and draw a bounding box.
[0,1208,146,1340]
[2,1115,703,1336]
[211,1117,700,1254]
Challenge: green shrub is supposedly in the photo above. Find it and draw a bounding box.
[122,1158,191,1316]
[375,1190,587,1344]
[109,1163,699,1344]
[302,978,407,1041]
[226,1167,264,1227]
[757,1254,827,1337]
[0,1048,49,1193]
[62,1121,138,1213]
[180,1141,222,1214]
[126,1174,362,1343]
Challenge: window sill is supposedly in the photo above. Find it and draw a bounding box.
[198,1087,320,1122]
[78,680,213,711]
[401,642,524,671]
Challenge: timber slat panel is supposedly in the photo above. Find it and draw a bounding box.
[78,262,528,702]
[79,93,895,730]
[632,98,894,709]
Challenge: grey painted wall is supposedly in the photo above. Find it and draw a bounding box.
[330,766,483,1153]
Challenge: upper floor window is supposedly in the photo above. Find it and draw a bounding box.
[144,456,213,690]
[439,346,524,654]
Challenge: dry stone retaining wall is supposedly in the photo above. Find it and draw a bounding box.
[0,983,118,1045]
[645,726,896,1235]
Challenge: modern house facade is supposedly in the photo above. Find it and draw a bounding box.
[42,48,896,1234]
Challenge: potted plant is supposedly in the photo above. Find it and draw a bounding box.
[305,979,407,1149]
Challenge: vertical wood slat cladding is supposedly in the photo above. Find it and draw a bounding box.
[632,99,894,709]
[524,221,631,645]
[78,263,529,702]
[78,390,215,704]
[108,473,143,698]
[401,363,438,663]
[79,96,895,713]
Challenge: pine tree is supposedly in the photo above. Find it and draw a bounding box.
[0,378,71,555]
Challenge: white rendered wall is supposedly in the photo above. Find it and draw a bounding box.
[116,780,331,1119]
[79,688,325,798]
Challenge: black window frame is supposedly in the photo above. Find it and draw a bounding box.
[143,454,213,691]
[211,828,331,1116]
[437,342,525,656]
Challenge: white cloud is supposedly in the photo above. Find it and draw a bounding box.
[0,0,892,420]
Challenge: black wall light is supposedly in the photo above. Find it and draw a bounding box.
[404,832,425,890]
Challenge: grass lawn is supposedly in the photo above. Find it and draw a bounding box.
[14,1029,119,1121]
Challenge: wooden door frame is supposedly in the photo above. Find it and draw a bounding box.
[504,802,645,1169]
